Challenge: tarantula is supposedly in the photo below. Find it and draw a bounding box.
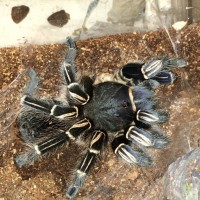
[15,37,187,199]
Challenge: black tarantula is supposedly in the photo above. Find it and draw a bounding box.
[15,37,187,199]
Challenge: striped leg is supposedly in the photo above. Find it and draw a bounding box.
[112,133,152,167]
[136,109,168,125]
[125,126,169,148]
[118,58,187,85]
[21,95,79,119]
[62,37,92,105]
[15,118,92,167]
[15,132,69,167]
[66,130,106,199]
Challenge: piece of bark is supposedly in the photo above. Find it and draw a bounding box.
[11,5,30,24]
[47,10,70,27]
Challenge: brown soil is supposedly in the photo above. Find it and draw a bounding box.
[0,24,199,200]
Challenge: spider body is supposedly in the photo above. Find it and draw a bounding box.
[84,82,135,131]
[15,37,187,199]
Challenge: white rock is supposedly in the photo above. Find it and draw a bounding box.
[172,21,187,31]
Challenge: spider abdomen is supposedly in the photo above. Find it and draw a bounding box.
[84,82,136,131]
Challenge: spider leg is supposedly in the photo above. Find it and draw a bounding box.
[15,118,92,167]
[15,131,69,167]
[118,58,187,86]
[21,95,79,119]
[125,126,169,148]
[135,109,168,125]
[112,133,152,167]
[23,68,40,95]
[65,36,77,64]
[61,37,92,105]
[66,130,106,199]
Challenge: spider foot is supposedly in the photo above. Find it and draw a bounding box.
[23,68,40,95]
[65,36,77,64]
[66,171,86,199]
[163,57,188,68]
